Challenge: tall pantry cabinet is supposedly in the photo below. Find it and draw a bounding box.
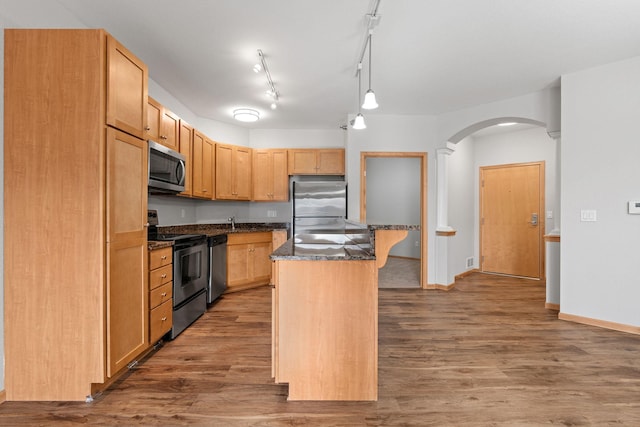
[4,29,149,401]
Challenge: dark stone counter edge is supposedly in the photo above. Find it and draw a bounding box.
[270,240,375,261]
[158,222,289,237]
[148,241,174,250]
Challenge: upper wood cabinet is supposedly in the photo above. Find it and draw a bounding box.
[106,34,148,139]
[253,149,289,201]
[216,143,252,200]
[192,130,215,199]
[178,120,194,197]
[146,96,179,151]
[287,149,345,175]
[4,29,149,401]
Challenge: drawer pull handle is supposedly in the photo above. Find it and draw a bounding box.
[161,274,167,279]
[161,292,167,297]
[161,317,167,321]
[161,255,167,260]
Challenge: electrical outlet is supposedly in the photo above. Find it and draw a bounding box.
[267,210,277,218]
[414,241,419,247]
[181,208,185,218]
[580,209,597,222]
[466,257,474,268]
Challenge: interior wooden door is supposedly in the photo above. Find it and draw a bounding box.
[480,162,544,279]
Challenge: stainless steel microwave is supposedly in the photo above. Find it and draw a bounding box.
[148,140,186,194]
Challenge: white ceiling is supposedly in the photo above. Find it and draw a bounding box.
[11,0,640,129]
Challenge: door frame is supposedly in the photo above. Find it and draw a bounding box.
[360,152,428,288]
[479,161,545,280]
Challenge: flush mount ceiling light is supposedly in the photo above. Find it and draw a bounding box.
[233,108,260,122]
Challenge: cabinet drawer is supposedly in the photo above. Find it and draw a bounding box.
[150,300,173,343]
[149,282,172,309]
[149,247,172,270]
[149,264,173,290]
[227,231,272,245]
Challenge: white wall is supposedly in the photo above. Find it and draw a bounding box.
[447,136,476,274]
[249,129,344,149]
[561,55,640,327]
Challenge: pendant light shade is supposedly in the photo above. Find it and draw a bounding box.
[362,89,378,110]
[352,113,366,130]
[361,33,379,110]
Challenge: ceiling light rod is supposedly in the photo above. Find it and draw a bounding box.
[257,49,278,101]
[354,0,382,77]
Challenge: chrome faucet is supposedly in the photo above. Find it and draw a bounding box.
[228,216,236,231]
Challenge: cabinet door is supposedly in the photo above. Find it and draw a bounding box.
[192,131,214,199]
[106,34,148,139]
[160,107,180,151]
[146,97,161,142]
[178,120,193,197]
[317,149,345,175]
[107,238,148,377]
[235,146,252,200]
[251,241,273,283]
[272,230,288,251]
[253,149,288,201]
[106,128,147,243]
[227,243,251,289]
[252,149,272,200]
[288,149,317,174]
[215,143,234,199]
[106,127,148,377]
[271,150,289,200]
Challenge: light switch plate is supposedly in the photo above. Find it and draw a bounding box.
[628,201,640,214]
[580,209,597,222]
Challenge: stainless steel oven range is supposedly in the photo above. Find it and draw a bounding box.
[148,210,207,339]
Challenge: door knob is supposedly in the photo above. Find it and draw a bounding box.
[530,213,538,226]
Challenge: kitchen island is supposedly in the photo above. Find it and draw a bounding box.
[270,223,416,401]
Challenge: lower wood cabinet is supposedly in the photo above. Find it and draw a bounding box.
[227,232,273,292]
[148,246,173,343]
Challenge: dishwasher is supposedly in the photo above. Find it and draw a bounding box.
[207,234,228,304]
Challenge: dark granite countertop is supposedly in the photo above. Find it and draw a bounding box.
[270,223,419,261]
[157,222,289,237]
[148,240,174,250]
[271,239,375,261]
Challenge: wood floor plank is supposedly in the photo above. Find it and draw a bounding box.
[1,272,640,425]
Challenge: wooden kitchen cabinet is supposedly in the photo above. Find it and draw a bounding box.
[146,96,179,151]
[287,149,345,175]
[148,247,173,344]
[5,29,149,401]
[216,143,252,200]
[106,34,148,139]
[227,232,273,291]
[192,130,215,199]
[178,120,194,197]
[272,229,288,251]
[253,149,289,201]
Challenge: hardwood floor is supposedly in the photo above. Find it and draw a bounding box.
[2,272,640,425]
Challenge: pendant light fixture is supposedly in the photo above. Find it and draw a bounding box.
[352,63,366,130]
[362,31,378,110]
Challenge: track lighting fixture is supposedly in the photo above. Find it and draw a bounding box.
[362,32,378,110]
[256,49,279,110]
[351,63,367,130]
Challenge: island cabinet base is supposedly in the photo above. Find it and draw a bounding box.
[272,259,378,401]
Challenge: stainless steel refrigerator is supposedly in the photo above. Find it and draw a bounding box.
[292,181,347,235]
